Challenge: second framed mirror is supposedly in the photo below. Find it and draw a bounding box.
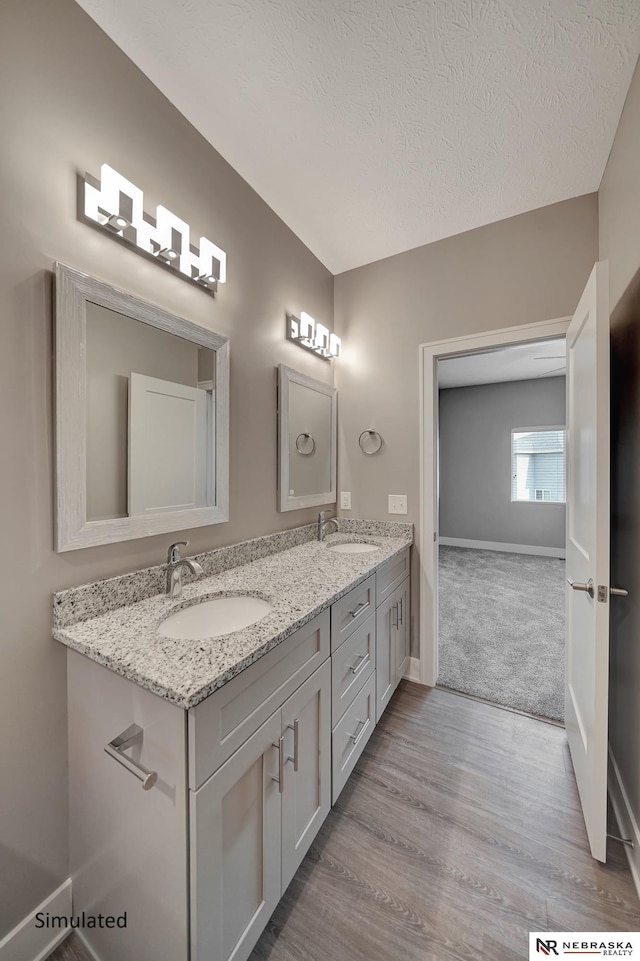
[277,364,337,512]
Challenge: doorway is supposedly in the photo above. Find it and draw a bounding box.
[419,266,616,866]
[418,315,571,691]
[435,338,567,720]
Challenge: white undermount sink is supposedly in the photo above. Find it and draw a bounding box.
[159,595,272,640]
[327,542,381,554]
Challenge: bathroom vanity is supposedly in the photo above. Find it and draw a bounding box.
[55,525,411,961]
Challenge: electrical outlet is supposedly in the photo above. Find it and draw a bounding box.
[340,491,352,510]
[388,494,407,515]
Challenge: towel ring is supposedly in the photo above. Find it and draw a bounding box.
[295,432,316,455]
[358,429,383,455]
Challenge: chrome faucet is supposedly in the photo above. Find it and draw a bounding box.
[317,511,339,542]
[166,541,204,600]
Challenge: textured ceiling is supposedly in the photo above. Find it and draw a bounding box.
[74,0,640,274]
[438,339,566,389]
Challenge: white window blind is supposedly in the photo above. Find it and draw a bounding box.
[511,429,566,504]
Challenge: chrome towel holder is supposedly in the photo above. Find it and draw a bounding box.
[104,723,158,791]
[358,429,383,455]
[295,432,316,455]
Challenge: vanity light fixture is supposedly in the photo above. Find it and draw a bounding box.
[157,247,179,262]
[106,214,130,231]
[300,311,315,343]
[287,312,341,361]
[81,164,227,296]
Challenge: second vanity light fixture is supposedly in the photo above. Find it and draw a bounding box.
[287,312,341,361]
[81,164,227,296]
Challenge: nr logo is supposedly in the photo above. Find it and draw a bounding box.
[536,940,559,956]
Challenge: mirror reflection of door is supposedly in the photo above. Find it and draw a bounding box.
[288,382,332,497]
[128,373,212,515]
[85,302,215,521]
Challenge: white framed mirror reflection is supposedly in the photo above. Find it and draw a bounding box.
[55,263,229,551]
[277,364,337,512]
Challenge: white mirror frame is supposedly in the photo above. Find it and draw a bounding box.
[278,364,337,512]
[55,263,229,551]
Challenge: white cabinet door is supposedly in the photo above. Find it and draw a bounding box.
[190,712,282,961]
[331,613,375,724]
[281,660,332,891]
[331,672,377,803]
[394,577,410,682]
[376,592,396,721]
[376,576,410,721]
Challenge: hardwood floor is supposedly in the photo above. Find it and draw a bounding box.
[250,683,639,961]
[48,934,91,960]
[48,683,639,961]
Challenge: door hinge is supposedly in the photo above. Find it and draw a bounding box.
[598,585,607,603]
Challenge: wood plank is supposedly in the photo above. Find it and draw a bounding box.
[46,934,92,961]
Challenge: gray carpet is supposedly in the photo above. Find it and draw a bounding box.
[438,546,565,721]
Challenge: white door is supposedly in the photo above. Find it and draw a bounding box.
[565,260,611,863]
[128,372,210,515]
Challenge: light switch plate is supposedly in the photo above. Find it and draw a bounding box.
[388,494,407,515]
[340,491,352,510]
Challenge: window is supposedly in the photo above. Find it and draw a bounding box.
[511,428,566,504]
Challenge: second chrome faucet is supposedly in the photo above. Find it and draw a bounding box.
[317,511,339,542]
[166,541,204,600]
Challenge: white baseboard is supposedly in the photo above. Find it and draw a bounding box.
[439,536,565,559]
[404,657,424,684]
[0,878,72,961]
[608,746,640,902]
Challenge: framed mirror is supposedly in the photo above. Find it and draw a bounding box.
[55,264,229,551]
[278,364,337,512]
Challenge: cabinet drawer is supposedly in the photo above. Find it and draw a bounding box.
[375,548,410,606]
[330,574,375,652]
[188,609,329,789]
[332,672,376,803]
[331,614,375,724]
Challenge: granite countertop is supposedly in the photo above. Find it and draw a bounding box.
[53,529,412,709]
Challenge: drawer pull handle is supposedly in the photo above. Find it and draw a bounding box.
[271,734,285,793]
[399,596,403,626]
[349,653,370,676]
[104,724,157,791]
[285,718,299,772]
[350,601,368,619]
[392,603,399,628]
[347,717,370,747]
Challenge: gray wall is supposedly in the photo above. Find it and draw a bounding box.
[0,0,334,937]
[334,195,598,655]
[439,378,566,550]
[600,55,640,878]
